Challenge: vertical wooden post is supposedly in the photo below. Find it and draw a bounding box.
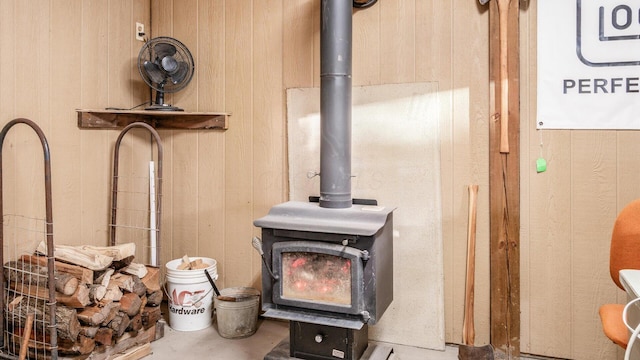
[489,0,520,358]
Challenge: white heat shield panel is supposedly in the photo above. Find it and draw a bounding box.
[287,82,444,350]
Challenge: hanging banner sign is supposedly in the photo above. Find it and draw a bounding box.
[538,0,640,129]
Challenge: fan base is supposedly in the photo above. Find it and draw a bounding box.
[145,104,184,112]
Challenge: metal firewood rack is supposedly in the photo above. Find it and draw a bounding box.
[109,122,163,268]
[0,119,58,360]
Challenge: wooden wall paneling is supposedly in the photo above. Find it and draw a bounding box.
[50,0,82,245]
[252,0,285,289]
[132,0,151,108]
[170,0,201,261]
[224,1,254,288]
[108,0,136,252]
[13,1,49,232]
[612,132,640,360]
[312,1,321,88]
[150,0,175,127]
[352,5,380,86]
[124,1,151,260]
[196,0,226,273]
[525,133,574,359]
[0,0,16,116]
[415,0,458,344]
[282,0,316,89]
[80,1,111,248]
[151,0,176,267]
[379,0,415,84]
[415,1,451,82]
[151,0,174,37]
[172,0,198,110]
[488,0,520,356]
[616,132,640,206]
[0,0,17,228]
[570,131,618,360]
[447,0,492,347]
[108,0,134,109]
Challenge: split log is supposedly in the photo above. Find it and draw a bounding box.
[104,282,123,302]
[80,326,99,338]
[91,326,156,360]
[9,281,91,308]
[110,273,135,293]
[20,254,93,285]
[130,275,146,297]
[19,312,34,360]
[176,256,209,270]
[95,268,114,286]
[120,293,142,317]
[127,313,143,332]
[55,306,81,341]
[100,302,121,327]
[61,284,91,308]
[36,241,116,271]
[91,268,113,302]
[54,273,79,296]
[141,306,162,330]
[6,330,52,355]
[111,343,151,360]
[89,284,107,303]
[146,290,163,307]
[111,255,134,271]
[94,327,114,346]
[58,335,95,355]
[4,260,79,296]
[6,295,80,341]
[77,302,119,327]
[4,261,48,286]
[141,266,160,293]
[122,263,148,278]
[139,295,148,314]
[79,243,136,261]
[78,305,107,326]
[109,312,131,338]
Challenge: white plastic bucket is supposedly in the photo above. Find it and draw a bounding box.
[214,287,260,339]
[165,257,218,331]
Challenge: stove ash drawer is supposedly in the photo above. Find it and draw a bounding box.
[290,321,368,360]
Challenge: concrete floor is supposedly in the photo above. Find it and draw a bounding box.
[149,316,464,359]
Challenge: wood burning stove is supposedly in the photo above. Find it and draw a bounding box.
[255,201,393,329]
[254,201,394,359]
[254,0,394,358]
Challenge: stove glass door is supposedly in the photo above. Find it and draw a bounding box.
[272,240,364,314]
[281,251,352,305]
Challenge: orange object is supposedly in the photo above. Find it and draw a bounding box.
[599,199,640,348]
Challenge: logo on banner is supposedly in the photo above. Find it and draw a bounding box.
[577,0,640,66]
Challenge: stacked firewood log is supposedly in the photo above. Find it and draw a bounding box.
[4,242,164,359]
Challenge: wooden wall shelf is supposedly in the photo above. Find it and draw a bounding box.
[77,109,229,130]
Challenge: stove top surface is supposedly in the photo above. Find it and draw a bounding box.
[253,201,394,236]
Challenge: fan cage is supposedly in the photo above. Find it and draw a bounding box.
[137,36,194,94]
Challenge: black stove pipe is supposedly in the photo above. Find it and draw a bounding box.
[319,0,353,209]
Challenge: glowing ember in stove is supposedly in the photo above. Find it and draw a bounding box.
[281,252,352,305]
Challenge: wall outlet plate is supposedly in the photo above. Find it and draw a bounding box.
[136,22,145,42]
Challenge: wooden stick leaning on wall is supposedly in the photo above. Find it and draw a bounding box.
[488,0,521,358]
